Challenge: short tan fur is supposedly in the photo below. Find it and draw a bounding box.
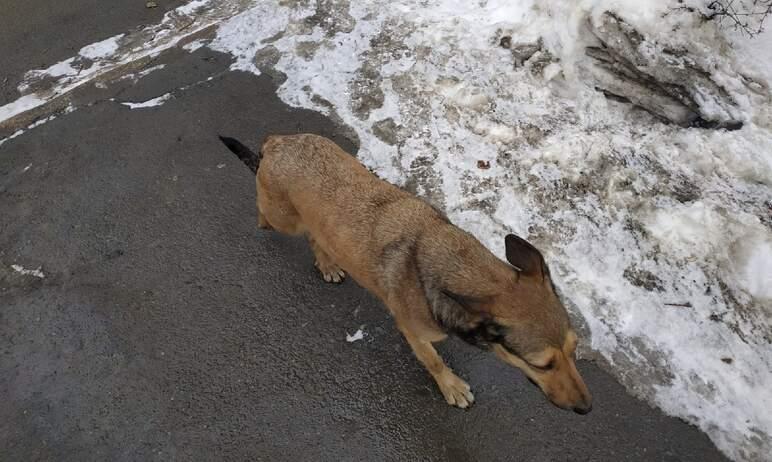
[220,133,592,413]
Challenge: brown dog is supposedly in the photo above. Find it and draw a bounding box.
[219,133,592,413]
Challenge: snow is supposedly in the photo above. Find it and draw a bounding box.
[0,129,25,147]
[0,107,75,148]
[209,1,312,74]
[208,1,772,460]
[138,64,167,78]
[176,0,210,15]
[0,0,236,126]
[0,94,46,123]
[79,34,124,60]
[182,39,208,52]
[729,232,772,301]
[11,265,45,279]
[120,93,173,109]
[46,58,78,77]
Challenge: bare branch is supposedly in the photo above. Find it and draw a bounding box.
[704,0,772,37]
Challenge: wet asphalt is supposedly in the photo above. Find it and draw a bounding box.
[0,2,729,461]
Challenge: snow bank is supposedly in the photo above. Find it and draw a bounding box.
[208,1,772,460]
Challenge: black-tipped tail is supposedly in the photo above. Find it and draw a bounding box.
[218,135,260,174]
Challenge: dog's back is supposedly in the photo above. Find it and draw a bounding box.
[258,134,446,293]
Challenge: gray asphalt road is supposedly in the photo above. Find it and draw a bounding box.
[0,0,186,106]
[0,2,729,461]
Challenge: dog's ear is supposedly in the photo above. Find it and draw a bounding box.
[504,234,546,279]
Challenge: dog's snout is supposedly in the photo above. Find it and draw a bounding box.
[573,402,592,415]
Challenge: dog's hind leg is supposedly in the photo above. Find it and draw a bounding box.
[257,182,304,235]
[309,236,346,283]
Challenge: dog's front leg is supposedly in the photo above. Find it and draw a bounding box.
[398,325,475,408]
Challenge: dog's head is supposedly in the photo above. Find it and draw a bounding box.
[438,234,592,414]
[492,326,592,415]
[493,234,592,414]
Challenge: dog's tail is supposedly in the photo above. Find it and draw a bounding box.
[218,135,261,174]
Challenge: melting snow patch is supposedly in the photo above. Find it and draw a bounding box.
[183,39,208,52]
[0,94,46,123]
[46,58,78,78]
[138,64,167,77]
[177,0,211,15]
[0,129,25,147]
[79,34,124,60]
[346,329,365,343]
[0,106,75,147]
[11,265,45,278]
[0,0,244,126]
[121,93,173,109]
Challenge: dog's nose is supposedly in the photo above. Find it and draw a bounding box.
[573,403,592,415]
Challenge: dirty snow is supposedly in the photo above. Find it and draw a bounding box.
[0,0,238,127]
[0,94,46,123]
[182,39,208,52]
[11,265,45,279]
[0,107,74,147]
[137,64,167,78]
[120,93,173,109]
[0,130,24,148]
[207,1,772,460]
[79,34,125,60]
[176,0,210,15]
[15,35,127,95]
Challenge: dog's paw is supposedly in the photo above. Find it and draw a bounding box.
[314,260,346,283]
[437,372,475,409]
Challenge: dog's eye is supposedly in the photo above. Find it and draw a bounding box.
[531,359,555,371]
